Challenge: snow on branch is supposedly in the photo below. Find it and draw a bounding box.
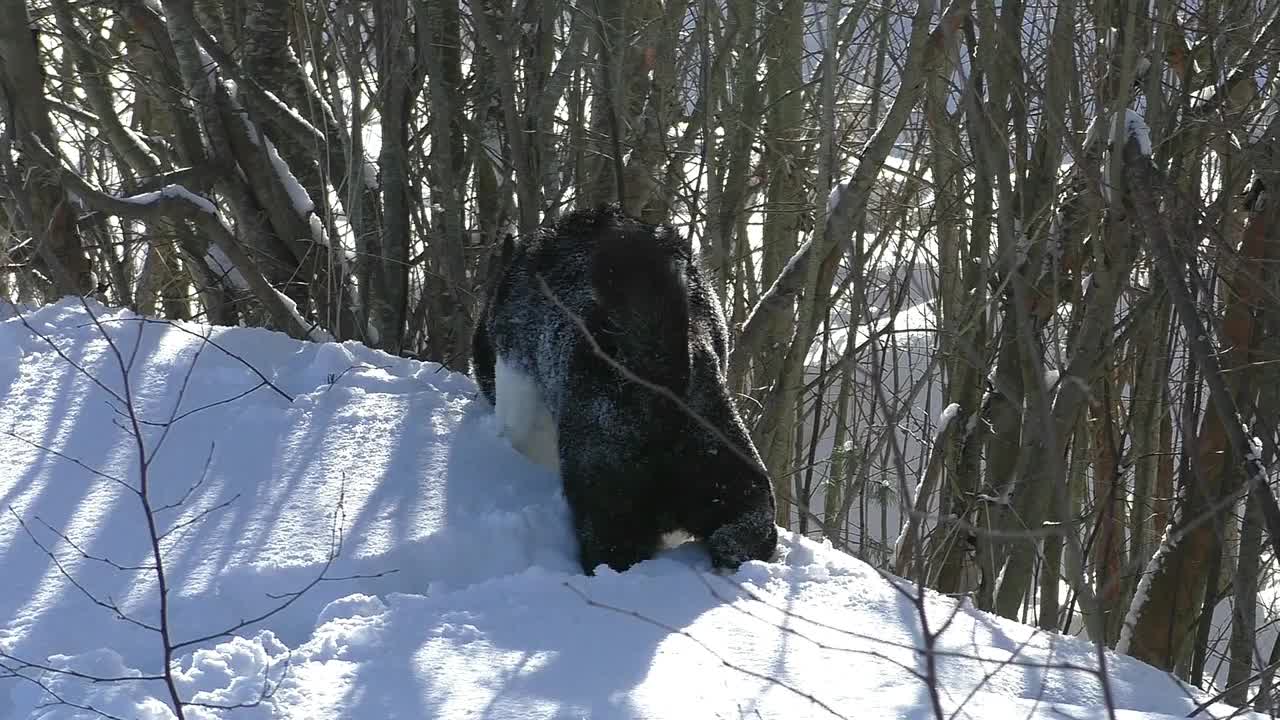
[117,184,218,215]
[179,6,326,147]
[262,135,315,217]
[1084,109,1153,203]
[1115,110,1152,157]
[730,0,964,374]
[1083,109,1153,157]
[893,403,963,579]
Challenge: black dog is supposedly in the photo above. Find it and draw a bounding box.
[471,205,778,574]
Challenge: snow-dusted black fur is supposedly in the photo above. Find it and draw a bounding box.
[471,204,778,574]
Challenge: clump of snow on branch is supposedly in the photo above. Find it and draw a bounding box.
[892,402,962,562]
[118,185,217,215]
[273,289,333,343]
[262,136,315,217]
[936,402,961,429]
[204,245,249,291]
[1082,109,1152,157]
[226,84,321,229]
[1084,108,1153,203]
[1118,109,1152,156]
[195,46,218,95]
[827,180,850,217]
[260,87,322,139]
[309,214,328,247]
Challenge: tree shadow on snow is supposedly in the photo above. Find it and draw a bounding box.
[0,311,178,665]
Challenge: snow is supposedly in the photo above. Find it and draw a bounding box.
[1088,109,1154,202]
[827,180,849,217]
[195,46,218,95]
[0,299,1265,719]
[1117,492,1183,656]
[231,94,318,224]
[309,214,328,247]
[263,136,315,217]
[272,289,333,344]
[204,245,249,292]
[118,185,217,215]
[1250,86,1278,145]
[259,88,322,141]
[936,402,961,428]
[1117,109,1153,157]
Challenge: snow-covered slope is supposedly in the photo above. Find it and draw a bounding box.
[0,299,1258,719]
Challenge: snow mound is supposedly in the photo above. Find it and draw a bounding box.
[0,299,1260,719]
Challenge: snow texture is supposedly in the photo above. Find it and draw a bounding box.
[195,46,218,95]
[231,93,320,231]
[891,402,961,561]
[0,298,1265,719]
[309,214,328,247]
[1090,109,1153,203]
[493,356,561,472]
[936,402,961,429]
[1251,87,1279,145]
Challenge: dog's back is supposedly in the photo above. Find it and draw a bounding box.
[472,205,777,573]
[473,207,690,414]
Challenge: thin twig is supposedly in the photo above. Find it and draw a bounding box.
[6,507,161,634]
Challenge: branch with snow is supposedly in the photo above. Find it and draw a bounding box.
[1084,109,1153,203]
[893,403,962,581]
[729,0,969,376]
[173,7,325,147]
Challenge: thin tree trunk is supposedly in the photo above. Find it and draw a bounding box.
[374,0,415,351]
[1225,490,1261,705]
[1120,136,1280,671]
[0,0,95,295]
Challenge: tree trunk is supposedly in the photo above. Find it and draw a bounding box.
[0,0,95,296]
[374,0,415,351]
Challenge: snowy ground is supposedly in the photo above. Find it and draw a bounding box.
[0,299,1260,719]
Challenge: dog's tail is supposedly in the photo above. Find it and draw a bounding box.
[587,213,692,394]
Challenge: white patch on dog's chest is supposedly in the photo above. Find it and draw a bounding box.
[494,355,561,472]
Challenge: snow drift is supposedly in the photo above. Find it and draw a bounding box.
[0,299,1260,719]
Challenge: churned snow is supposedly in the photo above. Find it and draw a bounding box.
[0,299,1264,719]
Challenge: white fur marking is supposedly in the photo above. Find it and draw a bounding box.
[494,355,561,472]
